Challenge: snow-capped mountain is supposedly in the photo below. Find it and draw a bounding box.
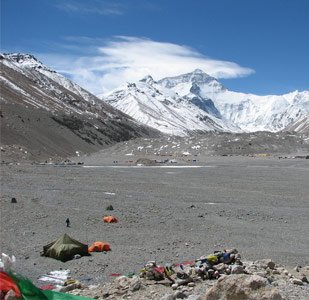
[103,69,309,135]
[0,53,159,160]
[1,53,100,108]
[104,70,238,136]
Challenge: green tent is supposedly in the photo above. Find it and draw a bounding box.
[42,234,89,262]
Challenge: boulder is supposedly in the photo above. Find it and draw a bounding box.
[231,265,245,274]
[204,274,283,300]
[114,275,143,292]
[254,259,276,270]
[291,278,303,286]
[160,294,174,300]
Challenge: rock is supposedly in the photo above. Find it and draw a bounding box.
[254,259,276,270]
[218,274,227,282]
[188,282,195,287]
[302,266,309,272]
[173,290,188,299]
[255,271,267,277]
[204,274,283,300]
[59,282,82,293]
[115,276,130,289]
[301,275,308,283]
[160,294,174,300]
[294,265,301,272]
[267,276,275,283]
[11,197,17,203]
[129,276,142,291]
[231,265,244,274]
[172,284,178,290]
[213,263,226,272]
[291,278,304,285]
[187,296,202,300]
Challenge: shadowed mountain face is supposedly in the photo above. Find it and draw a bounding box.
[0,54,160,162]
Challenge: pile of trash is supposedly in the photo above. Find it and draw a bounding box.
[139,248,242,288]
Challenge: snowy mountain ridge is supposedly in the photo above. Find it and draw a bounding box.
[104,71,238,136]
[1,53,97,105]
[103,69,309,135]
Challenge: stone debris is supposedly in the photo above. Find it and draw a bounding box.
[204,274,283,300]
[65,250,309,299]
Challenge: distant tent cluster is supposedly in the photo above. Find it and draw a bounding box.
[42,214,118,262]
[42,234,111,262]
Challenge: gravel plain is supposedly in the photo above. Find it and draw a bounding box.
[1,153,308,287]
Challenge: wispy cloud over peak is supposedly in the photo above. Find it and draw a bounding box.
[42,36,254,94]
[56,0,125,16]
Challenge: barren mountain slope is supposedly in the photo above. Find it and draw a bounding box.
[0,54,160,162]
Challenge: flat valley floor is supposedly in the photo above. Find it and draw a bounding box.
[1,156,308,285]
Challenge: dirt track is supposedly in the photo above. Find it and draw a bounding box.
[1,156,308,286]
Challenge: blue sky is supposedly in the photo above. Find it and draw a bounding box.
[1,0,309,95]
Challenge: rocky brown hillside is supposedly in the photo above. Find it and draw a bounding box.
[0,54,160,162]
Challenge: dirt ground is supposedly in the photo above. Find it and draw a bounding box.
[1,155,308,287]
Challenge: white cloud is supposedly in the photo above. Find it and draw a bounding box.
[56,1,125,16]
[41,36,254,95]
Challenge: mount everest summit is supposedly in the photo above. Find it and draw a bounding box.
[103,69,309,136]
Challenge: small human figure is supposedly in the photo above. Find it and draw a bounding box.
[66,218,70,227]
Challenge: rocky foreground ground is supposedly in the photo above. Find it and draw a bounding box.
[65,257,309,299]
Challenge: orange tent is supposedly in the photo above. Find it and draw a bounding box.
[103,216,118,223]
[88,242,111,252]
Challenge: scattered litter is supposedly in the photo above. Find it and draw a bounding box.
[40,284,55,290]
[38,270,71,285]
[0,253,16,271]
[104,192,115,195]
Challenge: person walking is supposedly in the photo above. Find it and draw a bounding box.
[66,218,70,227]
